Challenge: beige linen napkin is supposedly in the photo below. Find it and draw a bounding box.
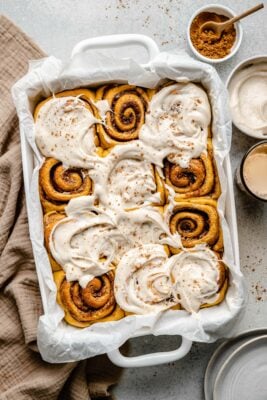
[0,15,121,400]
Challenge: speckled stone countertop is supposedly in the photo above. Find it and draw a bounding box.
[1,0,266,398]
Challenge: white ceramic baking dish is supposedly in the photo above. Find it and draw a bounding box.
[17,34,240,368]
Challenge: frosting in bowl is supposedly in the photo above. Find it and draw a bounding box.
[140,83,211,167]
[229,62,267,137]
[35,96,100,168]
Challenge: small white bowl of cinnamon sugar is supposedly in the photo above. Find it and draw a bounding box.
[187,4,243,64]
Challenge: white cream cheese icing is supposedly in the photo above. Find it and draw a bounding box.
[94,99,111,121]
[89,142,160,209]
[107,159,156,208]
[229,62,267,137]
[35,96,100,168]
[49,197,181,287]
[139,83,211,167]
[115,206,181,249]
[169,247,221,313]
[114,244,175,314]
[114,245,222,314]
[49,204,125,288]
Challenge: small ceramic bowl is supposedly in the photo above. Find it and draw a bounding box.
[226,55,267,138]
[187,4,243,64]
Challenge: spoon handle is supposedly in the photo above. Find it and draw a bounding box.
[228,3,264,25]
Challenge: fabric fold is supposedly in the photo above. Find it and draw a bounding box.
[0,15,120,400]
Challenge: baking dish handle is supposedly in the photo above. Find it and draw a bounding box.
[71,34,159,62]
[107,336,192,368]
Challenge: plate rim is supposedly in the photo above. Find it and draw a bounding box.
[204,328,267,400]
[213,334,267,400]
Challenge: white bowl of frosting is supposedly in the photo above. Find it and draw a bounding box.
[227,55,267,138]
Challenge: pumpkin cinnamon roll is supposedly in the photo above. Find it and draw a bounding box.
[164,140,221,199]
[105,161,165,209]
[44,211,66,271]
[39,158,92,213]
[95,84,150,148]
[169,199,222,253]
[34,89,100,169]
[169,247,228,312]
[114,244,177,315]
[54,270,124,327]
[90,143,165,209]
[139,82,211,167]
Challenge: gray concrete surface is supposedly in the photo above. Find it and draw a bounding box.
[1,0,266,399]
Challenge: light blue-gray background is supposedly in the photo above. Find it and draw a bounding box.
[1,1,266,399]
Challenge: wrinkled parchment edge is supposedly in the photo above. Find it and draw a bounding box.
[12,49,246,363]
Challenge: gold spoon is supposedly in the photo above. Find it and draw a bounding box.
[199,3,264,38]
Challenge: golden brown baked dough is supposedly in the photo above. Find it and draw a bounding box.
[39,158,92,213]
[43,211,66,272]
[164,140,221,199]
[95,84,151,148]
[54,270,124,328]
[201,259,228,309]
[168,198,223,253]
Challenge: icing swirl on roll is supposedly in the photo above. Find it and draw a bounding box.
[115,244,175,314]
[106,159,156,208]
[49,204,126,288]
[90,143,162,209]
[49,197,181,287]
[114,245,226,314]
[140,83,211,167]
[35,95,100,168]
[116,207,181,249]
[169,248,222,313]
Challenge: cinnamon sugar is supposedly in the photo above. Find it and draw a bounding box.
[190,12,236,59]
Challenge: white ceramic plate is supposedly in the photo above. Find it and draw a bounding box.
[204,328,267,400]
[213,335,267,400]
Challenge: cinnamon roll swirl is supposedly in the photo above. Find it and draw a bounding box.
[54,270,124,327]
[44,211,66,271]
[164,140,221,199]
[39,158,92,213]
[95,84,150,148]
[169,199,222,253]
